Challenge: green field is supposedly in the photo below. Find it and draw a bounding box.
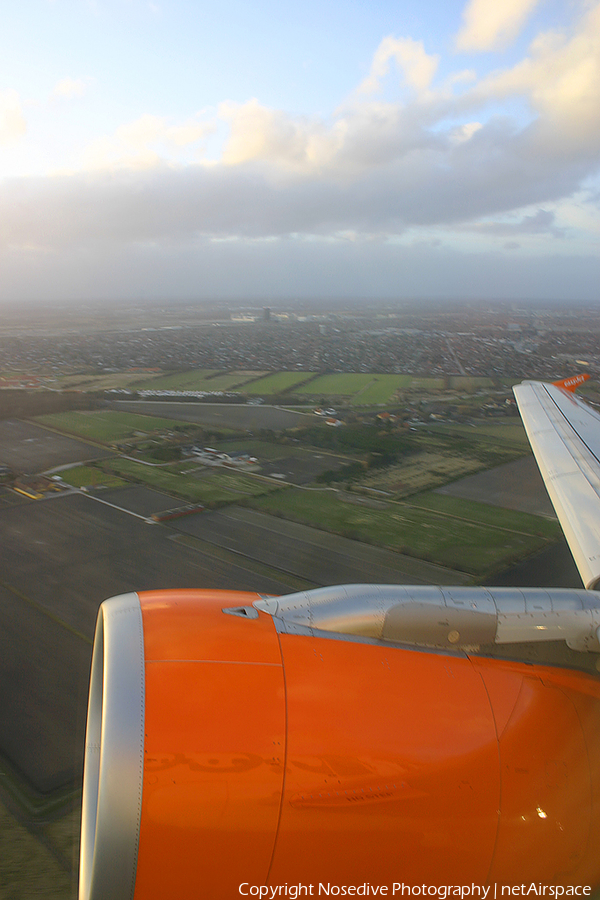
[190,372,264,392]
[360,451,486,496]
[133,369,219,389]
[408,377,445,391]
[292,373,492,401]
[35,410,186,442]
[211,439,300,459]
[122,369,503,404]
[248,488,560,578]
[102,458,283,505]
[405,491,560,536]
[53,371,166,392]
[425,420,530,448]
[245,372,316,394]
[295,373,374,397]
[295,373,411,404]
[448,376,494,390]
[57,466,127,489]
[350,375,413,405]
[134,370,264,391]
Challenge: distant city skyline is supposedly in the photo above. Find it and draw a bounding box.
[0,0,599,304]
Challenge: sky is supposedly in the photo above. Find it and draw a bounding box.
[0,0,599,304]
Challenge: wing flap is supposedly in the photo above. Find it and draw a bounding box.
[514,380,600,590]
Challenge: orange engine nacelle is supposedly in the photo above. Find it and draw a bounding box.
[80,590,600,899]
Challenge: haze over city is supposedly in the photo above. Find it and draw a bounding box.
[1,0,599,304]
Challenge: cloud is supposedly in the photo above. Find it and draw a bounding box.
[78,113,217,171]
[449,121,483,144]
[219,100,320,167]
[469,2,600,156]
[1,0,599,271]
[358,36,439,95]
[51,78,87,100]
[468,208,566,237]
[218,98,437,172]
[0,90,26,144]
[165,120,212,147]
[455,0,543,52]
[2,231,598,304]
[115,114,167,146]
[554,193,600,237]
[215,3,600,185]
[0,122,587,254]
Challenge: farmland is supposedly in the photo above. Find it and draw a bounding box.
[133,369,265,391]
[359,451,486,496]
[0,419,113,473]
[248,488,561,579]
[110,399,306,429]
[404,491,559,534]
[131,368,219,389]
[447,376,494,390]
[35,409,185,443]
[25,401,548,579]
[407,377,446,390]
[102,457,284,505]
[129,370,500,404]
[41,368,518,412]
[4,301,599,900]
[245,371,316,394]
[57,466,127,489]
[424,419,530,448]
[357,430,526,497]
[53,371,166,392]
[295,373,409,404]
[350,375,414,405]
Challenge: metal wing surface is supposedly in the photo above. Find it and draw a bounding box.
[514,380,600,589]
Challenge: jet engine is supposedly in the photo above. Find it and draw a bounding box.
[80,588,600,898]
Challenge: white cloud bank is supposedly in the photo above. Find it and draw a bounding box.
[358,37,439,95]
[51,78,88,101]
[0,0,599,300]
[455,0,543,52]
[78,113,216,171]
[0,90,26,144]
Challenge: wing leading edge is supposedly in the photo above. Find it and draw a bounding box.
[514,379,600,589]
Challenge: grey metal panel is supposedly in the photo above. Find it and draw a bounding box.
[305,585,353,607]
[271,615,469,658]
[582,592,600,610]
[544,590,585,612]
[523,589,553,613]
[497,608,600,650]
[405,586,446,605]
[254,597,280,616]
[382,602,496,647]
[79,593,145,900]
[483,588,526,614]
[257,584,600,653]
[443,587,497,615]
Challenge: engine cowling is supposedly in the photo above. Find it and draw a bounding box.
[80,589,600,898]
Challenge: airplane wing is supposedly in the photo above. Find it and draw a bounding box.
[513,377,600,589]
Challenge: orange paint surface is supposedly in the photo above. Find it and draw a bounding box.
[128,591,600,895]
[473,656,600,887]
[139,589,280,664]
[134,591,285,899]
[552,374,590,392]
[269,635,500,887]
